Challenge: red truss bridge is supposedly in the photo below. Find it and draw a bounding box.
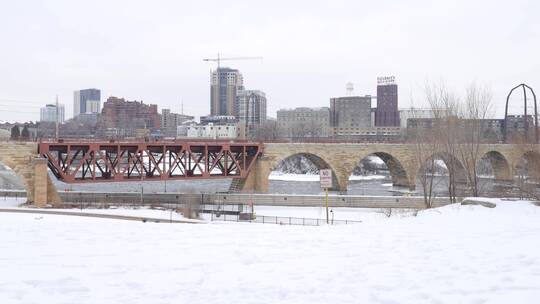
[38,140,263,183]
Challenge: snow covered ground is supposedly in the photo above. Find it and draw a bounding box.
[0,198,391,222]
[1,200,540,303]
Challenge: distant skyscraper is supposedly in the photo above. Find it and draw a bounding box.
[236,90,267,136]
[210,68,244,116]
[74,88,101,117]
[375,77,399,127]
[40,104,65,123]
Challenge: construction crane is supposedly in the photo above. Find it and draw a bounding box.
[203,53,263,70]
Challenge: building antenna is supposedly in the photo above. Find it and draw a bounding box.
[181,98,184,115]
[55,94,59,141]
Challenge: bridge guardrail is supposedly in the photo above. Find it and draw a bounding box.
[1,189,451,209]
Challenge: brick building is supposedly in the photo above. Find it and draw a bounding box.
[375,77,399,127]
[277,107,330,138]
[99,97,160,138]
[330,96,372,136]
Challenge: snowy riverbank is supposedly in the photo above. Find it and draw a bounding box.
[1,200,539,303]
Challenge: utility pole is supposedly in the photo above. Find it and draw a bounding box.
[140,151,144,206]
[55,94,59,141]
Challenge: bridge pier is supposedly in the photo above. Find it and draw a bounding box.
[392,174,416,190]
[333,171,350,193]
[239,156,272,193]
[31,158,48,207]
[30,157,61,207]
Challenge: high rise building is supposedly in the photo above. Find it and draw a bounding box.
[40,104,65,123]
[375,77,399,127]
[74,88,101,117]
[210,68,244,116]
[236,90,267,136]
[330,96,372,135]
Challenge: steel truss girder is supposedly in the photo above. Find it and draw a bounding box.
[38,141,263,183]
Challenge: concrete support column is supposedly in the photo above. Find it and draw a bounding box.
[47,175,62,207]
[402,163,418,190]
[488,158,513,181]
[332,170,350,193]
[392,174,413,188]
[407,174,417,190]
[241,157,272,193]
[32,157,48,207]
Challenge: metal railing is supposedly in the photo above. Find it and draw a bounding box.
[207,212,361,226]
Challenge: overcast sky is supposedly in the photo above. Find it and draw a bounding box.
[0,0,538,122]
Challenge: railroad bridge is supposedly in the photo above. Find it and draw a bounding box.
[0,141,538,207]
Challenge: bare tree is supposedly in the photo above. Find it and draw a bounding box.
[410,122,439,208]
[407,92,442,208]
[457,83,494,197]
[252,120,279,141]
[424,81,462,204]
[513,137,540,200]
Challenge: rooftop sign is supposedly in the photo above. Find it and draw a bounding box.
[377,76,396,85]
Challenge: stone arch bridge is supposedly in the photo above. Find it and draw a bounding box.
[0,141,538,206]
[0,142,60,207]
[239,143,538,193]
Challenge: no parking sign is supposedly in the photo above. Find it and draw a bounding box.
[319,169,332,189]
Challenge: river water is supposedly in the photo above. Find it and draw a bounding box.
[50,174,514,197]
[0,169,518,197]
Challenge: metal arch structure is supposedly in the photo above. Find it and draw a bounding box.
[38,141,263,183]
[504,83,538,143]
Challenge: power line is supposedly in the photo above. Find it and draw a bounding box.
[0,98,52,105]
[0,109,40,114]
[0,104,43,109]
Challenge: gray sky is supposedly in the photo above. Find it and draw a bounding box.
[0,0,539,122]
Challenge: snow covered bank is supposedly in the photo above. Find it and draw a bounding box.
[1,201,539,303]
[0,196,25,207]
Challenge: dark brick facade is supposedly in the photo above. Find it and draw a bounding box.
[99,97,160,137]
[375,84,399,127]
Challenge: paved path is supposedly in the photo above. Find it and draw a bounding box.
[0,208,203,224]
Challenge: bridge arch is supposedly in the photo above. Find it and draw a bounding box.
[418,151,469,184]
[479,151,512,181]
[516,150,540,180]
[347,152,412,190]
[0,157,32,200]
[268,152,342,191]
[0,142,61,206]
[0,143,38,204]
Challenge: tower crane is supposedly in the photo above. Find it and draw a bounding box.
[203,53,263,117]
[202,53,263,69]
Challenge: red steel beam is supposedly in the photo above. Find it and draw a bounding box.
[38,141,263,183]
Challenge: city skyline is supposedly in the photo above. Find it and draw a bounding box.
[0,0,538,122]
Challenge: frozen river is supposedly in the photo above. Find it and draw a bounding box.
[0,169,516,197]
